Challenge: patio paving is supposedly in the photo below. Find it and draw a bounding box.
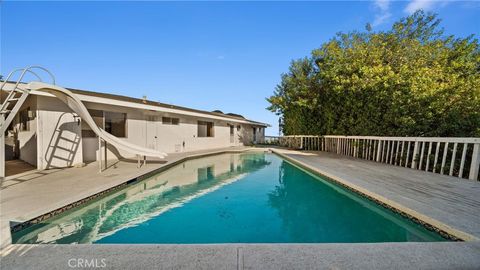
[1,242,479,269]
[4,160,35,178]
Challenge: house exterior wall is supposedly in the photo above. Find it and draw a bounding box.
[155,114,238,153]
[36,96,83,169]
[15,98,265,167]
[81,102,264,162]
[7,95,38,166]
[81,101,147,162]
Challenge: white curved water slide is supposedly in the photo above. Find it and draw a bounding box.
[27,81,168,159]
[0,66,167,177]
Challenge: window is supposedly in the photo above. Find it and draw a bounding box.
[147,115,156,122]
[229,125,234,143]
[197,121,214,137]
[82,110,127,138]
[162,117,179,125]
[105,111,127,137]
[19,108,31,131]
[82,109,104,138]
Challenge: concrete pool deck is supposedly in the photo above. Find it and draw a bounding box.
[1,242,480,270]
[1,147,480,269]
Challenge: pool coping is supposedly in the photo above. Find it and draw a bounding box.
[2,242,480,270]
[272,149,478,242]
[8,147,266,234]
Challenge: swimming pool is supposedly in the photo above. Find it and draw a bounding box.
[12,152,446,244]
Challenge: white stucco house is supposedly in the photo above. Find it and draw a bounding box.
[1,81,268,172]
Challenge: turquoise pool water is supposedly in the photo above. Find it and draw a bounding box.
[13,152,446,244]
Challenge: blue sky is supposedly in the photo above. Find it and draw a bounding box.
[1,1,479,135]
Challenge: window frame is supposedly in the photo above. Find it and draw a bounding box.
[104,111,127,138]
[162,117,180,125]
[197,120,215,137]
[18,107,31,132]
[81,110,127,138]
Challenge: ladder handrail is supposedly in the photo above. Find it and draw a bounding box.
[0,66,56,134]
[1,66,55,112]
[0,65,56,91]
[0,69,39,112]
[29,65,56,85]
[0,68,42,87]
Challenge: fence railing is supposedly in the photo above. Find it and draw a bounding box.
[271,135,480,181]
[264,136,281,145]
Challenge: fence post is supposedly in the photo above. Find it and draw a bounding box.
[353,139,357,157]
[376,140,382,162]
[411,141,419,169]
[469,143,480,180]
[440,142,449,175]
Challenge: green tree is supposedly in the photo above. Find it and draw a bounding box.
[267,11,480,137]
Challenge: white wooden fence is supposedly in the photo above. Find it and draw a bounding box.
[266,135,480,181]
[264,136,281,145]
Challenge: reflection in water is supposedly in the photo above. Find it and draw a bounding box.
[13,153,270,244]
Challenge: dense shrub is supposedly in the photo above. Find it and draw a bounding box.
[267,11,480,137]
